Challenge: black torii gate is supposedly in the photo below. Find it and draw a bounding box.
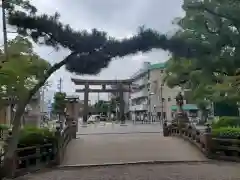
[71,78,132,123]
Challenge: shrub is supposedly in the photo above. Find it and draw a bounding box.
[18,126,56,147]
[0,124,10,131]
[212,127,240,139]
[211,116,240,129]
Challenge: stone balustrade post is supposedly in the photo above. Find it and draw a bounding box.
[203,124,212,157]
[71,120,77,139]
[54,126,62,165]
[163,120,169,136]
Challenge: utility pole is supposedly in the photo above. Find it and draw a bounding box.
[160,84,164,124]
[97,92,100,102]
[58,78,63,92]
[1,0,8,63]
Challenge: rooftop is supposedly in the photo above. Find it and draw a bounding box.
[131,62,167,79]
[149,62,166,70]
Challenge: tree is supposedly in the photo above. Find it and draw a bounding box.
[52,92,67,115]
[174,0,240,99]
[0,36,49,109]
[94,100,109,113]
[163,0,240,122]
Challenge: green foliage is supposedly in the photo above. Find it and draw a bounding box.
[211,116,240,129]
[212,127,240,139]
[0,36,50,108]
[94,100,109,113]
[18,126,56,147]
[52,92,67,114]
[165,0,240,106]
[0,124,10,131]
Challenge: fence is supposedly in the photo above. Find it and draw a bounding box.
[164,122,240,161]
[0,120,77,178]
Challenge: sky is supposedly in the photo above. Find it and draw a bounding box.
[0,0,184,103]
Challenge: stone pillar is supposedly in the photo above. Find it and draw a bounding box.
[73,100,79,132]
[6,105,11,125]
[119,84,125,123]
[83,84,89,123]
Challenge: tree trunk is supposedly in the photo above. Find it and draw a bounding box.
[3,52,78,177]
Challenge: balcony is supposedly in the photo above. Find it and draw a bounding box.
[130,90,147,100]
[133,78,146,87]
[129,104,148,111]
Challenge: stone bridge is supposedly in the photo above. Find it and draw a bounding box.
[16,122,240,180]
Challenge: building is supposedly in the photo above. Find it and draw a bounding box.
[129,62,187,121]
[129,62,150,118]
[148,62,181,121]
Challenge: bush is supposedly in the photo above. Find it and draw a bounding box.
[0,124,10,131]
[211,116,240,129]
[212,127,240,139]
[18,126,56,147]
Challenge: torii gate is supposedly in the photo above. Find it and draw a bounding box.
[71,78,132,123]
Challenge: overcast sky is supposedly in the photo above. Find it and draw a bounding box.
[0,0,184,103]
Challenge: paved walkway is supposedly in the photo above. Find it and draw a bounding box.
[16,162,240,180]
[77,121,163,135]
[62,133,207,166]
[61,121,207,166]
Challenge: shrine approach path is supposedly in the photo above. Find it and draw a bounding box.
[62,122,207,166]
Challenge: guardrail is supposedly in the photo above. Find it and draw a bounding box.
[163,122,240,161]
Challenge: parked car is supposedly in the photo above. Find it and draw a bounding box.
[87,115,100,124]
[100,115,107,121]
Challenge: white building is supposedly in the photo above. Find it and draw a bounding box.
[129,62,182,121]
[148,63,181,120]
[129,62,150,114]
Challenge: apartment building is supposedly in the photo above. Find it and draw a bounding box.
[129,62,150,117]
[129,62,182,121]
[148,63,181,120]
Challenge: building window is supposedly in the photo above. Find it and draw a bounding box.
[168,97,171,102]
[162,98,165,102]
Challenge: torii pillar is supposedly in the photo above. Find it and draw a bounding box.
[119,84,125,123]
[83,84,89,123]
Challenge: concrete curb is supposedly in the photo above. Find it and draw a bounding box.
[76,131,163,136]
[58,160,211,170]
[17,160,238,178]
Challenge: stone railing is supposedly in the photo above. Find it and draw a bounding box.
[0,120,77,178]
[0,129,8,141]
[163,122,240,161]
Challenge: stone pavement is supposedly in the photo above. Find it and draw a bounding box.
[77,121,163,135]
[62,133,207,166]
[16,162,240,180]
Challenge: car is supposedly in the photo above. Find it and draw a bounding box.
[100,115,107,121]
[87,115,100,124]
